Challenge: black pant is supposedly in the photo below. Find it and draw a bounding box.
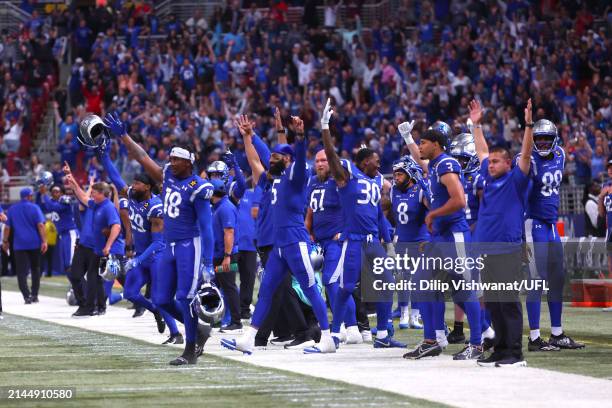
[237,250,257,316]
[353,281,371,332]
[213,255,241,325]
[44,245,55,277]
[482,251,524,359]
[83,250,103,312]
[15,249,42,300]
[70,244,95,307]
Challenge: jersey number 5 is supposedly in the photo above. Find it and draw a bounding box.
[164,188,182,218]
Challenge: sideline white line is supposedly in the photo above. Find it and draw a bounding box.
[1,291,611,408]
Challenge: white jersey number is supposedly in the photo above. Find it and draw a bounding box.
[396,202,409,224]
[309,189,326,212]
[128,207,146,232]
[540,170,563,197]
[164,188,182,218]
[357,179,381,206]
[270,179,281,205]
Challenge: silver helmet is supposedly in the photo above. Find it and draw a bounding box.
[207,161,230,183]
[78,114,110,151]
[98,255,123,282]
[533,119,558,157]
[66,287,78,306]
[192,282,225,324]
[310,243,324,271]
[449,133,480,173]
[35,171,54,188]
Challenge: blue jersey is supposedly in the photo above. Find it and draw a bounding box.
[307,175,343,241]
[237,189,256,251]
[463,172,483,225]
[265,138,310,247]
[604,187,612,239]
[40,195,77,233]
[162,164,213,242]
[253,181,274,248]
[391,183,430,242]
[427,153,468,234]
[524,146,565,224]
[212,196,239,258]
[119,188,163,256]
[89,199,125,256]
[7,200,45,251]
[338,159,382,239]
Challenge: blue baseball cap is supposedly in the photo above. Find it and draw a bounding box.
[271,143,294,158]
[209,179,226,194]
[20,188,33,199]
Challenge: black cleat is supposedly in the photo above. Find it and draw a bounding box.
[169,354,197,366]
[195,324,211,356]
[132,306,145,318]
[549,333,585,349]
[31,296,39,303]
[24,297,32,305]
[446,329,465,344]
[482,337,495,352]
[72,307,95,318]
[154,312,166,334]
[219,323,243,334]
[495,356,527,367]
[528,337,560,352]
[403,341,442,359]
[269,335,294,346]
[453,344,484,360]
[163,333,184,345]
[477,351,506,367]
[96,308,106,316]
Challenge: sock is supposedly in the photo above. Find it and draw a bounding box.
[375,301,392,331]
[433,300,446,331]
[530,329,541,341]
[245,326,257,341]
[376,329,388,340]
[331,288,351,333]
[320,329,331,339]
[551,326,563,336]
[453,321,464,333]
[420,301,435,340]
[400,305,409,314]
[526,300,541,330]
[482,327,495,340]
[435,329,446,341]
[548,301,563,327]
[410,308,420,319]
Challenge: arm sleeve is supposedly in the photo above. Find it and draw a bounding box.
[136,230,166,263]
[252,134,271,168]
[195,196,214,267]
[290,137,307,187]
[230,158,246,200]
[100,152,127,192]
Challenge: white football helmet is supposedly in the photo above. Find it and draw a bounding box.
[192,282,225,324]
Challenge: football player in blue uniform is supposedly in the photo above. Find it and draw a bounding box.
[598,159,612,276]
[389,156,428,330]
[105,113,214,365]
[98,148,183,344]
[305,149,362,344]
[404,126,483,360]
[318,99,406,350]
[523,119,585,351]
[221,114,336,355]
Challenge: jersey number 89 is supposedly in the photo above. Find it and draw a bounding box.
[164,188,182,218]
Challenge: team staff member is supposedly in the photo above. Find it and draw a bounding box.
[0,206,7,317]
[471,98,533,367]
[3,188,47,303]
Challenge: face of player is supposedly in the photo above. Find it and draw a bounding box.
[487,152,512,178]
[361,152,380,178]
[170,156,193,178]
[418,139,436,160]
[269,153,289,176]
[131,180,150,201]
[534,134,554,153]
[314,150,329,180]
[393,170,412,190]
[209,172,223,180]
[91,188,106,204]
[51,187,62,200]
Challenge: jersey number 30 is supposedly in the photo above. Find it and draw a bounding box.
[164,188,182,218]
[357,179,381,206]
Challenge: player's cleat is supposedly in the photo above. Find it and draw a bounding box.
[72,307,94,318]
[409,315,423,329]
[132,306,145,318]
[345,326,364,344]
[220,337,254,355]
[403,341,442,359]
[477,351,505,367]
[219,323,243,334]
[169,354,197,365]
[399,314,410,330]
[303,336,337,354]
[446,329,465,344]
[96,308,106,316]
[392,307,401,319]
[482,337,495,352]
[31,296,39,303]
[374,336,407,349]
[361,330,372,343]
[453,344,484,360]
[370,321,395,338]
[154,312,166,334]
[270,335,294,346]
[163,333,184,345]
[284,337,315,350]
[528,337,560,352]
[548,333,585,349]
[195,324,211,356]
[495,356,527,367]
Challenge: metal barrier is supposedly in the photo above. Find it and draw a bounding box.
[559,184,585,215]
[154,0,223,21]
[0,1,31,33]
[562,237,608,277]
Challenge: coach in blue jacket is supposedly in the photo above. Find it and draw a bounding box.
[3,188,48,303]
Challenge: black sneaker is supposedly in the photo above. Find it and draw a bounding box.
[528,337,560,352]
[477,351,505,367]
[154,312,166,334]
[495,356,527,367]
[453,344,484,360]
[24,297,32,304]
[163,333,184,345]
[482,337,495,352]
[96,308,106,316]
[284,337,316,350]
[219,323,243,334]
[31,296,39,303]
[241,311,252,320]
[403,341,442,359]
[169,354,197,365]
[195,324,211,357]
[132,306,145,318]
[447,329,465,344]
[72,307,94,318]
[270,335,295,346]
[549,333,585,349]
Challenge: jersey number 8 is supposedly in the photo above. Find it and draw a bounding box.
[164,188,182,218]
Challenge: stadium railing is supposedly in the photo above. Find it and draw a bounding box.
[0,1,30,33]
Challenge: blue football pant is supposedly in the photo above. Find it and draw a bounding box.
[153,237,202,343]
[251,242,329,331]
[320,239,356,327]
[58,229,78,273]
[525,219,564,329]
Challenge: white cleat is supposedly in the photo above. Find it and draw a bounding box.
[345,326,364,344]
[399,314,410,329]
[361,330,373,343]
[303,336,338,354]
[220,335,254,355]
[409,315,424,329]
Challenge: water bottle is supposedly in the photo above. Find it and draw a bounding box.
[215,263,239,273]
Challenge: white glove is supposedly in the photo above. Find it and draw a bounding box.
[467,118,474,133]
[200,263,214,282]
[321,98,334,130]
[124,257,140,273]
[385,242,396,258]
[398,120,416,145]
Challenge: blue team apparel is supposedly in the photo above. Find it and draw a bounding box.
[525,146,566,224]
[464,172,483,226]
[7,199,45,250]
[307,175,344,241]
[39,194,79,272]
[427,154,469,234]
[253,181,274,248]
[212,196,239,258]
[120,189,164,260]
[236,189,256,251]
[88,199,124,256]
[391,183,430,242]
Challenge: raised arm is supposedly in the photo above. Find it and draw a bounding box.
[63,162,89,207]
[320,98,348,187]
[289,116,307,187]
[237,115,266,185]
[104,112,163,183]
[468,99,489,162]
[98,148,128,196]
[223,151,246,201]
[518,99,534,175]
[398,120,428,175]
[275,107,287,144]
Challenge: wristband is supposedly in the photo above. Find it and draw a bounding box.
[526,123,534,128]
[321,123,329,130]
[277,128,286,133]
[474,124,482,129]
[224,253,232,258]
[126,245,134,252]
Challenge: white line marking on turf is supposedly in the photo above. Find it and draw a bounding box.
[2,291,611,408]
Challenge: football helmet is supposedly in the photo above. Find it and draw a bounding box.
[98,255,123,282]
[207,161,230,183]
[192,282,225,324]
[78,114,110,151]
[429,121,453,140]
[310,243,324,271]
[533,119,558,157]
[449,133,480,173]
[393,156,424,183]
[66,287,77,306]
[35,171,54,188]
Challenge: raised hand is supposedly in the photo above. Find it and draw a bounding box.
[222,149,236,168]
[524,98,533,124]
[274,106,283,131]
[103,112,127,138]
[234,115,254,138]
[290,116,304,137]
[62,161,72,176]
[468,99,483,125]
[320,98,333,130]
[398,120,416,145]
